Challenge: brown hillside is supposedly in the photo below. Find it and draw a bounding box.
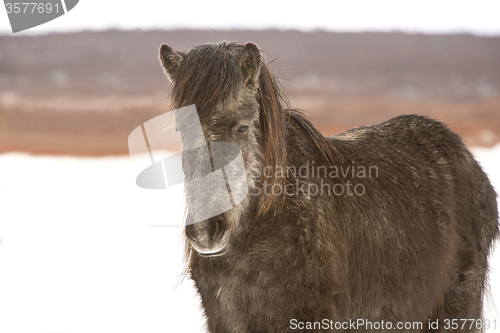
[0,29,499,155]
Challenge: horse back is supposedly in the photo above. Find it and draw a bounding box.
[327,114,498,321]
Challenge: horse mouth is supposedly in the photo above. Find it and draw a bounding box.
[198,244,228,257]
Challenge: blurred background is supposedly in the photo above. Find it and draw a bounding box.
[1,1,500,154]
[0,1,500,333]
[1,30,500,154]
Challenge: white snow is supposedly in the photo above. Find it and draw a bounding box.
[0,144,499,333]
[0,153,205,333]
[1,0,499,36]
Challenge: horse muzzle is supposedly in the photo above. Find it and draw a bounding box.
[186,216,228,257]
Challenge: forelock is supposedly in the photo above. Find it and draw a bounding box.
[171,42,245,119]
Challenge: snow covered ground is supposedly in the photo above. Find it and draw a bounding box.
[0,144,499,333]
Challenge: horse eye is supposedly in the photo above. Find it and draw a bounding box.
[236,125,249,134]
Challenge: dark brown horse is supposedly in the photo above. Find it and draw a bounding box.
[159,41,499,332]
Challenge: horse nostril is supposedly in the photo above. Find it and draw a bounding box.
[213,220,221,236]
[186,219,224,243]
[186,224,197,241]
[205,219,222,239]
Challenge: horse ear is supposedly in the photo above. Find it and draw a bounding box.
[159,44,184,81]
[239,43,261,88]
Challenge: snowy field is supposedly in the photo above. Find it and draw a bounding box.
[0,144,499,333]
